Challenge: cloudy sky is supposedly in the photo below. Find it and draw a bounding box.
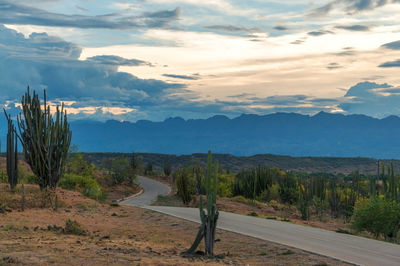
[2,0,400,121]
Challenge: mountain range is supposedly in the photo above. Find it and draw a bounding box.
[67,112,400,158]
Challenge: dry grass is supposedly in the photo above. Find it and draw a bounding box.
[0,185,351,265]
[0,184,59,210]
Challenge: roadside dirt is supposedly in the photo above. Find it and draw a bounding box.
[0,184,351,265]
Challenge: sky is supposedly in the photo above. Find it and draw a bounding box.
[2,0,400,121]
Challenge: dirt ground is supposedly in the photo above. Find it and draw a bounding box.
[0,184,351,265]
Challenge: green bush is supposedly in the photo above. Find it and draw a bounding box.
[217,173,234,197]
[108,157,136,185]
[64,219,86,235]
[352,197,400,240]
[20,174,38,184]
[59,173,106,201]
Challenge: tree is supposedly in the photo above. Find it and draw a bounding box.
[66,153,96,178]
[352,197,400,240]
[111,157,135,185]
[16,88,72,190]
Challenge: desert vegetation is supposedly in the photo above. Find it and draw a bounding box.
[173,161,400,243]
[82,152,392,175]
[0,88,140,208]
[0,89,352,265]
[0,88,396,265]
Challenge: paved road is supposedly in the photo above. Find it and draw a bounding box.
[122,176,400,266]
[121,176,171,206]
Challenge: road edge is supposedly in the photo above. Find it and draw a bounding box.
[118,188,144,203]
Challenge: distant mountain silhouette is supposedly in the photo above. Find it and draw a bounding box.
[68,112,400,158]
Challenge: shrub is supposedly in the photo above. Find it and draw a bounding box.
[230,195,252,205]
[21,174,39,184]
[109,157,136,185]
[64,219,86,235]
[217,173,234,197]
[59,173,106,201]
[352,197,400,240]
[268,183,280,201]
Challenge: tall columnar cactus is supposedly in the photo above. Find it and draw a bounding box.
[4,111,18,190]
[175,167,192,204]
[381,162,387,194]
[387,162,398,201]
[185,150,219,256]
[16,87,72,190]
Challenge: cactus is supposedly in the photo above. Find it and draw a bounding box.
[4,111,18,190]
[381,162,387,194]
[175,167,192,204]
[163,162,172,177]
[299,178,311,220]
[387,162,399,201]
[185,150,219,256]
[16,87,71,190]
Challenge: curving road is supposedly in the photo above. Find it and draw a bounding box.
[121,176,171,206]
[122,176,400,266]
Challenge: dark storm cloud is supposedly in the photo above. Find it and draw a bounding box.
[0,1,180,29]
[0,25,185,116]
[87,55,153,67]
[381,40,400,50]
[205,25,260,33]
[308,0,400,17]
[327,62,343,70]
[335,24,371,31]
[378,59,400,67]
[273,25,289,31]
[308,30,334,36]
[308,2,335,17]
[339,81,400,117]
[162,74,200,80]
